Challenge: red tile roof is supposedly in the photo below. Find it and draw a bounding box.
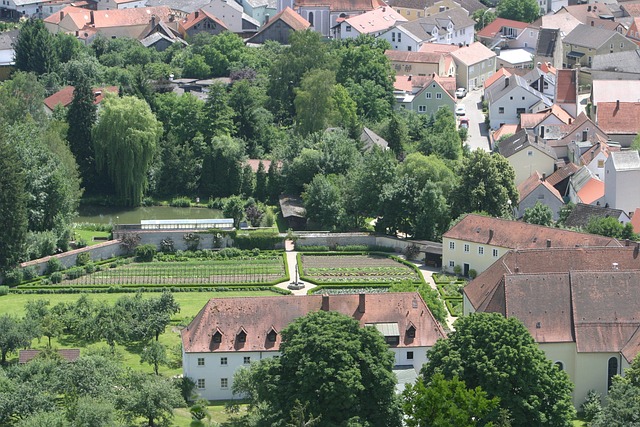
[596,102,640,134]
[517,171,563,203]
[418,42,460,53]
[545,162,579,187]
[294,0,386,12]
[492,123,520,142]
[344,6,407,34]
[182,293,447,353]
[180,9,228,31]
[632,208,640,234]
[91,6,173,29]
[43,85,118,111]
[576,177,604,204]
[476,17,529,39]
[483,67,511,89]
[19,349,80,363]
[385,50,444,64]
[245,159,282,173]
[43,5,88,24]
[444,213,621,249]
[555,69,577,104]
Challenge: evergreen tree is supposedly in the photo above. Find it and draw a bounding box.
[254,161,267,202]
[199,136,245,198]
[0,140,28,272]
[67,75,98,193]
[266,160,282,203]
[13,19,56,75]
[204,82,234,138]
[385,113,408,156]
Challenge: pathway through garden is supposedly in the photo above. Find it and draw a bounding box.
[274,246,316,296]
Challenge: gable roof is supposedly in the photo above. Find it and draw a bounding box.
[279,194,306,219]
[444,213,620,249]
[562,23,622,49]
[496,129,557,160]
[394,8,474,42]
[485,74,552,107]
[344,6,407,34]
[536,13,581,37]
[452,0,486,15]
[247,7,310,42]
[245,159,278,173]
[293,0,386,12]
[492,123,520,142]
[180,8,228,31]
[44,85,118,111]
[181,293,447,353]
[632,208,640,233]
[596,102,640,134]
[450,41,496,65]
[580,141,615,166]
[610,150,640,171]
[477,17,529,39]
[43,5,88,24]
[557,4,606,24]
[360,127,389,151]
[418,42,461,53]
[592,80,640,105]
[19,349,80,364]
[591,50,640,74]
[535,27,560,58]
[517,171,564,204]
[385,49,445,66]
[565,203,629,228]
[555,69,577,104]
[545,162,579,187]
[484,67,511,89]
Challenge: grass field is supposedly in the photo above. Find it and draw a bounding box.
[72,228,111,246]
[300,254,421,284]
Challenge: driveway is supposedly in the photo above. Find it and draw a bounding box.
[458,87,490,152]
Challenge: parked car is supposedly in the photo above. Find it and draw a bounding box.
[455,87,467,98]
[459,117,469,129]
[455,104,466,116]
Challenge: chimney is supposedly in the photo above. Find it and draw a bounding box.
[542,173,546,180]
[151,14,156,28]
[195,10,199,19]
[537,61,541,68]
[60,10,64,20]
[321,295,329,311]
[587,5,591,11]
[264,14,269,23]
[505,77,510,88]
[89,10,94,25]
[489,229,494,241]
[546,239,551,248]
[382,6,386,11]
[408,74,412,81]
[539,75,544,91]
[590,20,594,27]
[358,294,366,313]
[612,262,619,270]
[616,99,620,110]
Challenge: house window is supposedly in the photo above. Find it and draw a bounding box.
[469,65,475,73]
[392,32,395,42]
[197,379,205,389]
[449,241,455,250]
[221,378,228,389]
[197,358,205,366]
[237,330,246,343]
[492,249,499,257]
[426,92,432,99]
[598,160,605,168]
[436,93,442,99]
[212,331,222,343]
[478,246,484,255]
[621,42,624,48]
[464,244,470,253]
[346,25,351,32]
[537,194,544,199]
[408,46,412,51]
[407,325,416,338]
[418,105,426,112]
[308,11,314,26]
[517,108,526,116]
[527,150,533,156]
[220,357,228,365]
[407,351,414,360]
[449,261,455,268]
[243,356,251,364]
[610,43,614,49]
[608,357,619,389]
[498,107,505,114]
[555,361,564,371]
[398,32,402,42]
[385,335,400,345]
[267,330,277,342]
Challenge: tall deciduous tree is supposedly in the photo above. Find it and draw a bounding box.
[422,313,575,426]
[496,0,540,23]
[0,72,46,126]
[67,75,98,192]
[13,19,56,75]
[233,310,401,427]
[302,174,344,230]
[0,139,27,271]
[199,136,245,198]
[204,82,234,138]
[93,95,162,206]
[294,69,336,136]
[0,315,32,364]
[116,372,184,427]
[419,108,462,161]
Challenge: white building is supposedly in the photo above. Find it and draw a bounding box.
[604,150,640,216]
[334,6,406,39]
[182,293,446,400]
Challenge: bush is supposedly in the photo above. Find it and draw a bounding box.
[453,265,462,276]
[160,238,175,253]
[0,285,8,296]
[468,269,477,279]
[4,268,24,286]
[233,231,283,250]
[581,390,602,422]
[135,244,157,262]
[76,252,91,266]
[76,237,88,248]
[22,266,38,282]
[183,233,201,251]
[403,243,420,260]
[25,230,58,260]
[65,267,85,280]
[50,272,63,284]
[47,258,64,274]
[170,197,191,207]
[84,262,96,274]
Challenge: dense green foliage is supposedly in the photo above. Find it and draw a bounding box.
[585,216,637,240]
[523,202,554,226]
[422,313,575,426]
[592,355,640,426]
[0,141,28,272]
[496,0,541,23]
[232,310,401,426]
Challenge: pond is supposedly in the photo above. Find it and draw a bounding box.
[74,205,223,225]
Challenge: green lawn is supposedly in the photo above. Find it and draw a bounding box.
[173,403,248,426]
[72,228,111,246]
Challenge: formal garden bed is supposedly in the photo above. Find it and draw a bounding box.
[298,253,423,285]
[433,273,466,317]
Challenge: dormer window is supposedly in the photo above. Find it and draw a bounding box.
[267,327,278,342]
[407,324,416,338]
[212,330,222,343]
[237,328,247,343]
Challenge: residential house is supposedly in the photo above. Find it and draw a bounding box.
[140,19,188,50]
[385,50,456,77]
[562,24,635,68]
[596,101,640,147]
[496,48,534,69]
[568,165,605,206]
[545,162,579,197]
[0,29,17,80]
[450,41,496,89]
[521,105,573,135]
[533,12,581,39]
[516,171,565,220]
[556,4,618,27]
[477,18,539,50]
[200,0,259,35]
[495,129,558,185]
[144,0,211,18]
[277,0,386,37]
[564,203,630,229]
[485,74,552,129]
[43,85,118,114]
[538,0,567,14]
[534,28,562,69]
[246,6,309,44]
[555,68,577,117]
[621,2,640,18]
[386,0,485,22]
[626,17,640,46]
[393,74,456,115]
[378,7,475,51]
[442,213,620,275]
[547,113,608,161]
[44,6,92,34]
[463,246,640,406]
[98,0,147,10]
[334,6,406,39]
[589,50,640,81]
[181,293,447,400]
[579,140,617,182]
[178,8,227,38]
[591,80,640,120]
[604,150,640,216]
[360,127,389,151]
[236,0,276,25]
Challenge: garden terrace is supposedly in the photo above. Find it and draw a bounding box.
[299,253,422,285]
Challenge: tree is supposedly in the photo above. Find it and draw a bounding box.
[419,108,462,161]
[496,0,540,23]
[302,174,344,230]
[66,396,121,427]
[93,95,162,206]
[116,372,184,427]
[422,313,575,426]
[294,69,336,136]
[254,161,268,202]
[13,19,56,75]
[586,216,637,240]
[385,113,408,156]
[0,140,27,271]
[66,74,98,193]
[234,310,401,426]
[0,315,32,364]
[472,9,497,31]
[224,196,245,229]
[199,136,245,198]
[403,373,500,427]
[182,54,211,79]
[592,377,640,427]
[0,72,46,126]
[451,150,519,218]
[523,202,554,226]
[203,82,234,138]
[141,341,168,375]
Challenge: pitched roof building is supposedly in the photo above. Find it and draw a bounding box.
[246,6,310,43]
[182,293,447,399]
[516,170,565,220]
[564,203,630,229]
[43,85,118,113]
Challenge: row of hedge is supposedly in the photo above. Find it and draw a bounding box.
[294,244,395,253]
[5,285,292,295]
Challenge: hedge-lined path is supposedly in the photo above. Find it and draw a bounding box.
[407,260,456,331]
[275,251,316,296]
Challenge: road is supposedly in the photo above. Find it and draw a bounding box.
[458,87,491,152]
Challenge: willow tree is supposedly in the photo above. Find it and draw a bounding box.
[93,95,162,206]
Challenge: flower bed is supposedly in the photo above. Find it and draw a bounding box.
[299,254,422,284]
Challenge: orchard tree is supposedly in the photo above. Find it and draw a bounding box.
[523,201,554,226]
[93,95,162,206]
[0,315,33,364]
[451,150,518,218]
[496,0,540,23]
[141,341,168,375]
[0,140,27,271]
[233,310,402,426]
[422,313,575,426]
[116,372,184,427]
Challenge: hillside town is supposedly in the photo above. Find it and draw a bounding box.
[2,0,640,425]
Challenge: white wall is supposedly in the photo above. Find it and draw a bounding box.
[442,237,507,275]
[378,27,419,51]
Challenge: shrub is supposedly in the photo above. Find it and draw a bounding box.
[217,248,243,258]
[207,197,226,210]
[453,265,462,276]
[84,262,96,274]
[65,267,85,280]
[135,244,157,262]
[47,258,64,274]
[468,269,477,279]
[233,231,282,250]
[50,272,63,284]
[403,243,420,260]
[4,268,23,286]
[183,233,201,251]
[76,237,88,248]
[0,285,8,295]
[581,390,602,422]
[170,197,191,207]
[261,209,276,227]
[76,252,91,266]
[160,238,175,253]
[22,266,38,282]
